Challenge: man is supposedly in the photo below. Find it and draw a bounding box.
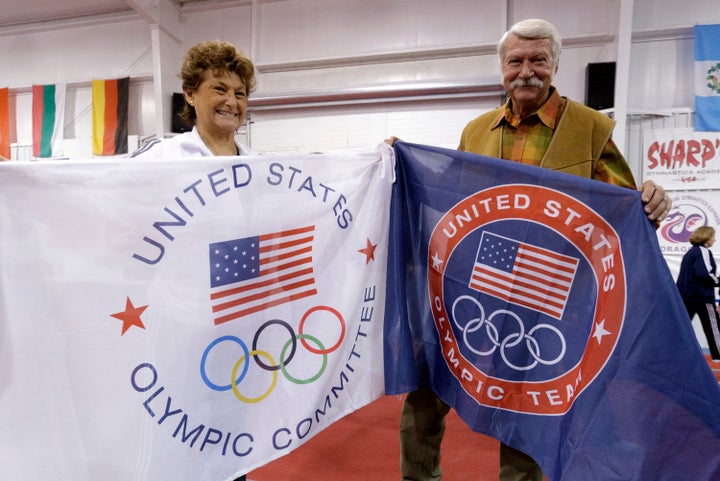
[394,18,672,481]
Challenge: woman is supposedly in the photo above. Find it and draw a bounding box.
[131,40,253,481]
[131,40,256,158]
[676,225,720,361]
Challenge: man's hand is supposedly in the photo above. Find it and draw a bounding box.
[639,180,672,223]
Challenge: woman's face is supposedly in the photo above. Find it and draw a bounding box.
[707,233,716,248]
[185,69,248,137]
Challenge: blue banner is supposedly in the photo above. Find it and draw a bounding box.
[384,142,720,480]
[695,24,720,131]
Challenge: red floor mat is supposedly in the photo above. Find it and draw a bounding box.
[706,354,720,382]
[249,355,720,481]
[249,394,500,481]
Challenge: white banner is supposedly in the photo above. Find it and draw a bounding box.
[0,148,393,480]
[656,190,720,349]
[656,190,720,262]
[642,127,720,189]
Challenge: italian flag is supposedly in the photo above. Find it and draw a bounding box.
[32,83,66,158]
[92,77,129,155]
[0,87,9,160]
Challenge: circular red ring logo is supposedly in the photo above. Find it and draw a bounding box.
[428,184,626,415]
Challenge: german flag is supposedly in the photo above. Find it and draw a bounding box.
[92,77,129,155]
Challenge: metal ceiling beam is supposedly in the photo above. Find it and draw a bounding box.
[124,0,182,42]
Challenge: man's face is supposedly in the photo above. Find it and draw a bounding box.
[501,35,556,116]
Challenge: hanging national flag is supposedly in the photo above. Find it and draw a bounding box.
[695,24,720,131]
[32,83,66,158]
[92,77,129,155]
[210,225,318,324]
[385,142,720,481]
[469,231,578,320]
[0,87,9,159]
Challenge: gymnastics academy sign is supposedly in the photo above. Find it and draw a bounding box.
[0,149,392,481]
[642,127,720,189]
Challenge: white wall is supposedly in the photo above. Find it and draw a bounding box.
[2,18,155,150]
[1,0,720,157]
[178,0,624,153]
[628,0,720,110]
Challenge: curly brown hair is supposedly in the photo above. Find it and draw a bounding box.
[179,40,256,124]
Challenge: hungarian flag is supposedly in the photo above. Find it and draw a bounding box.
[32,83,66,158]
[0,87,9,159]
[92,77,129,155]
[384,142,720,481]
[695,24,720,131]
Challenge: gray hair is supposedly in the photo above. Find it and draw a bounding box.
[498,18,562,70]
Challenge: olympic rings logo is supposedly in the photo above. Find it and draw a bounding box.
[451,295,566,371]
[200,305,346,404]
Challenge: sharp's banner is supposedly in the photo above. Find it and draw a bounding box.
[642,127,720,189]
[384,142,720,481]
[0,149,392,481]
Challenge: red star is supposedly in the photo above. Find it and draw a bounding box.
[358,238,377,264]
[110,297,148,335]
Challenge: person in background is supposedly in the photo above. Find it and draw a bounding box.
[389,18,672,481]
[130,39,253,481]
[130,39,255,158]
[676,225,720,362]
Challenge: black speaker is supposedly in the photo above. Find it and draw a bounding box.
[585,62,615,110]
[172,92,194,133]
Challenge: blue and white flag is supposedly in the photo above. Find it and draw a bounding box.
[695,24,720,131]
[384,142,720,481]
[0,149,392,481]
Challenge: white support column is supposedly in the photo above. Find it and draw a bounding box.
[614,0,634,164]
[151,25,183,138]
[124,0,182,43]
[150,26,165,138]
[250,0,259,63]
[128,0,183,137]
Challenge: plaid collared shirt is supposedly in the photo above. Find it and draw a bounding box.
[492,88,635,188]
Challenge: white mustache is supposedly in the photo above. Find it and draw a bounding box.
[509,77,544,89]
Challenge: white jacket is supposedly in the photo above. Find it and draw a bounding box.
[129,127,255,158]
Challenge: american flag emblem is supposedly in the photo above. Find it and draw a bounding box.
[468,232,579,320]
[209,225,317,325]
